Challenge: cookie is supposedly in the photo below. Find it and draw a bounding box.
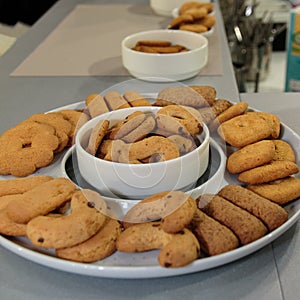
[273,140,296,162]
[237,160,299,185]
[247,176,300,205]
[249,112,281,139]
[179,1,204,14]
[168,14,194,29]
[85,93,109,118]
[189,85,216,106]
[218,185,288,231]
[57,109,90,145]
[226,140,276,174]
[217,113,273,148]
[179,23,208,33]
[157,105,203,135]
[128,136,180,163]
[122,190,197,234]
[0,121,59,177]
[25,112,72,152]
[56,217,121,262]
[156,86,209,108]
[184,7,208,19]
[210,101,248,131]
[197,194,268,245]
[103,91,131,110]
[123,90,151,107]
[167,134,197,154]
[0,175,52,197]
[196,14,216,29]
[86,119,110,156]
[189,208,239,256]
[116,222,200,268]
[6,177,77,224]
[0,209,27,236]
[26,189,107,248]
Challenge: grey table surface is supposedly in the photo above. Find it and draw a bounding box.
[0,1,299,299]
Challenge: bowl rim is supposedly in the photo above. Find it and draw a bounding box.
[75,106,210,167]
[121,29,208,57]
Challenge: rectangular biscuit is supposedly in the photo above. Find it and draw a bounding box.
[218,184,288,231]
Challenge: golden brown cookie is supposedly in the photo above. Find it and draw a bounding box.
[116,222,200,268]
[0,209,27,236]
[184,7,208,19]
[179,1,204,14]
[122,190,197,234]
[123,90,151,107]
[247,176,300,205]
[157,105,203,135]
[26,189,107,248]
[25,112,72,152]
[6,177,76,224]
[196,15,216,29]
[210,101,248,131]
[198,194,268,245]
[167,134,197,154]
[85,93,110,118]
[168,14,194,29]
[86,119,110,155]
[189,208,239,256]
[273,140,296,162]
[103,91,131,110]
[226,140,276,174]
[156,86,209,108]
[57,109,90,145]
[218,185,288,231]
[128,136,180,163]
[0,121,59,177]
[179,23,208,33]
[217,113,273,148]
[56,217,121,262]
[237,160,299,185]
[189,85,216,106]
[0,176,53,197]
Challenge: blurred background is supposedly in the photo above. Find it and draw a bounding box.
[0,0,299,93]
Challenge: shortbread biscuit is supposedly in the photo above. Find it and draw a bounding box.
[210,101,248,131]
[0,209,27,236]
[217,113,273,148]
[6,177,76,224]
[238,160,299,184]
[168,14,194,29]
[273,140,296,162]
[156,86,209,108]
[157,105,203,135]
[26,189,107,248]
[57,109,90,145]
[117,222,200,268]
[56,217,121,262]
[0,121,59,177]
[250,112,281,139]
[247,176,300,205]
[227,140,276,174]
[86,119,109,155]
[189,85,216,106]
[85,93,109,118]
[122,114,156,143]
[123,90,151,107]
[103,91,131,110]
[198,194,268,245]
[179,23,208,33]
[123,190,197,234]
[25,112,72,152]
[218,185,288,231]
[189,208,239,256]
[128,136,180,163]
[0,175,52,197]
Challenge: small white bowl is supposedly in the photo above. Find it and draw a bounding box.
[75,106,210,200]
[150,0,190,16]
[121,29,208,82]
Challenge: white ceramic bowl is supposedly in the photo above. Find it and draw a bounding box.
[121,29,208,82]
[75,106,210,200]
[150,0,190,16]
